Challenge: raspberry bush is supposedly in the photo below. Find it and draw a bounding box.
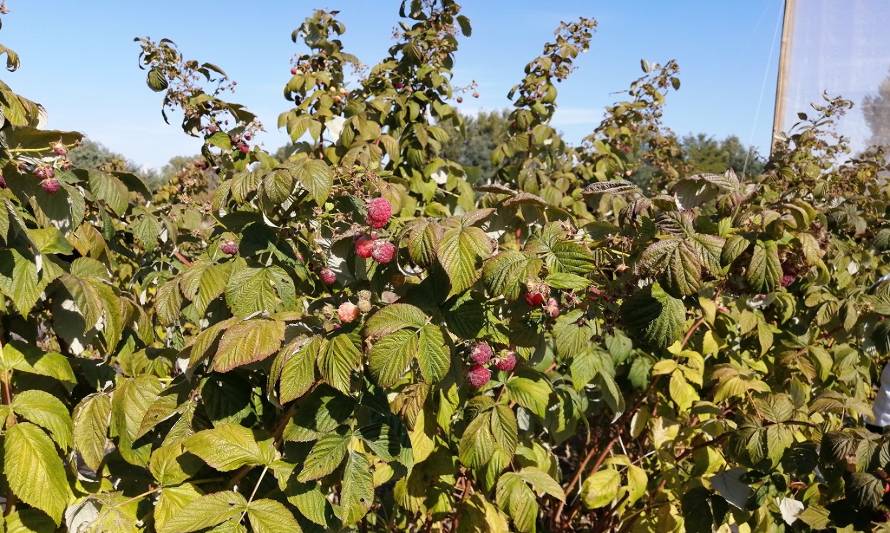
[1,1,890,532]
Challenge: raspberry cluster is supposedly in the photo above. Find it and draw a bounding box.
[466,341,518,388]
[352,197,397,265]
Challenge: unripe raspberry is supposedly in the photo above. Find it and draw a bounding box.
[357,290,372,312]
[545,297,560,318]
[220,240,238,256]
[371,240,396,264]
[51,141,67,156]
[59,159,72,171]
[495,351,517,372]
[355,234,375,258]
[366,197,393,229]
[34,165,54,180]
[467,364,491,388]
[40,178,60,194]
[469,342,493,365]
[337,301,360,323]
[319,268,337,286]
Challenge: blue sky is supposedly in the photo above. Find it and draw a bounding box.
[1,1,783,169]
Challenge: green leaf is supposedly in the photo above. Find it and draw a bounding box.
[12,390,73,450]
[184,423,275,472]
[747,240,781,292]
[437,221,493,297]
[495,473,537,532]
[212,318,285,372]
[150,442,203,487]
[225,264,294,317]
[459,412,495,468]
[57,273,104,329]
[154,278,183,326]
[298,433,350,482]
[338,451,374,526]
[0,249,42,315]
[279,337,320,403]
[147,68,168,91]
[369,329,416,387]
[482,251,541,299]
[72,392,111,471]
[317,333,361,393]
[621,283,686,348]
[246,499,303,533]
[89,171,129,216]
[291,158,333,206]
[4,422,72,524]
[580,468,620,509]
[364,303,428,337]
[416,324,450,383]
[112,375,163,466]
[506,376,551,418]
[157,491,246,533]
[544,271,590,291]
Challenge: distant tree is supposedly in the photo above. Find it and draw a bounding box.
[864,69,890,150]
[441,109,510,182]
[68,138,136,172]
[680,133,764,176]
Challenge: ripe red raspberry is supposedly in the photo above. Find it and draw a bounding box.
[237,142,250,154]
[467,364,491,388]
[0,175,6,189]
[319,268,337,286]
[355,234,375,258]
[394,81,404,90]
[524,279,550,306]
[220,240,238,255]
[337,301,360,323]
[371,240,396,264]
[780,274,795,288]
[40,178,60,194]
[34,165,54,180]
[366,197,393,229]
[51,141,67,156]
[545,297,560,318]
[495,351,517,372]
[469,342,493,365]
[290,66,298,75]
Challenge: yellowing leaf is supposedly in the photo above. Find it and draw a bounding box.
[4,422,72,524]
[212,318,285,372]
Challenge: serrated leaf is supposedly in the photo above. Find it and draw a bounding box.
[246,499,303,533]
[292,158,333,206]
[369,330,416,388]
[364,304,428,337]
[212,318,285,373]
[12,390,72,450]
[317,333,362,393]
[580,468,620,509]
[621,283,686,348]
[437,221,492,297]
[298,433,349,482]
[157,491,246,533]
[184,423,275,472]
[4,422,72,525]
[747,240,781,292]
[417,324,450,383]
[483,251,542,300]
[339,451,374,526]
[72,392,111,471]
[279,337,320,403]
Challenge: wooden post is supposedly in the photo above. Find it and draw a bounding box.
[771,0,796,154]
